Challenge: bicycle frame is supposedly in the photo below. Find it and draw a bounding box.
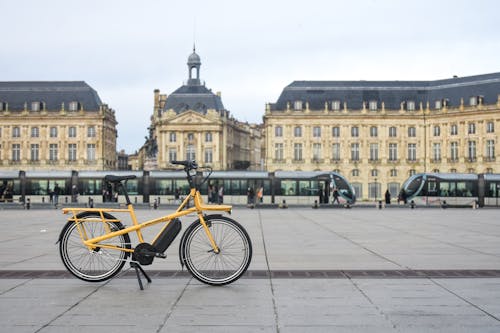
[62,187,231,255]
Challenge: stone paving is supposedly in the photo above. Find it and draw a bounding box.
[1,207,500,332]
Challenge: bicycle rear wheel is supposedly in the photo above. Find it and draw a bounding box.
[182,215,252,285]
[59,213,130,282]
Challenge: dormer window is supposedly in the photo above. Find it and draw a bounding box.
[434,100,442,110]
[31,101,41,111]
[69,101,79,111]
[406,101,415,111]
[469,96,477,106]
[331,100,341,111]
[293,100,302,111]
[369,100,377,111]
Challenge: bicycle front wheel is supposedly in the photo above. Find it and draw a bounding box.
[59,213,130,282]
[182,216,252,285]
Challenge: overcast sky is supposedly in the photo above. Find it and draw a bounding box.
[2,0,499,153]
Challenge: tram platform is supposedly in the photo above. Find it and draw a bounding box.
[1,208,500,332]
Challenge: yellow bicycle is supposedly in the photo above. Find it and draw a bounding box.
[58,160,252,288]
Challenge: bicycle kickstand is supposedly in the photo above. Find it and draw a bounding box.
[130,262,152,290]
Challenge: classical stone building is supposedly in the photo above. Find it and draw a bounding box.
[264,73,500,200]
[148,48,262,170]
[0,81,117,171]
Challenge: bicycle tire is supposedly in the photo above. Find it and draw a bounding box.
[59,212,131,282]
[181,215,252,285]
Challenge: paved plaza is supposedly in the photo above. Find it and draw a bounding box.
[1,207,500,332]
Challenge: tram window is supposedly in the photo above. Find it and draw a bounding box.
[439,182,451,197]
[154,180,173,195]
[173,180,189,195]
[0,180,19,201]
[79,179,103,195]
[281,180,297,195]
[427,180,438,196]
[299,180,315,196]
[230,180,241,195]
[456,182,474,197]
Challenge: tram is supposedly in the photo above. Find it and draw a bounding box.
[401,173,500,207]
[0,169,356,206]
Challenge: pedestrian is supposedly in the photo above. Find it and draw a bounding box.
[257,186,263,204]
[53,183,60,206]
[247,187,255,204]
[174,188,180,204]
[332,187,340,204]
[385,189,391,204]
[71,185,78,203]
[208,184,213,203]
[319,185,324,204]
[218,185,224,204]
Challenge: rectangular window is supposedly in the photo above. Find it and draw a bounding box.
[87,144,96,161]
[275,143,284,160]
[294,143,303,161]
[312,143,321,160]
[12,144,21,161]
[275,126,283,137]
[31,101,40,111]
[294,101,302,110]
[204,148,213,163]
[351,143,359,161]
[69,101,78,111]
[369,143,378,161]
[69,126,77,138]
[369,100,377,111]
[12,126,20,138]
[294,126,302,137]
[168,148,177,162]
[408,143,416,161]
[50,127,58,138]
[433,126,440,136]
[205,132,212,142]
[468,141,476,160]
[370,126,378,137]
[68,144,77,161]
[332,143,340,161]
[389,143,398,161]
[408,127,416,137]
[87,126,96,138]
[332,126,340,137]
[389,127,397,137]
[432,143,441,161]
[31,127,39,138]
[450,142,459,161]
[30,144,39,161]
[49,144,58,161]
[332,100,341,111]
[186,144,195,161]
[487,122,494,133]
[486,140,495,159]
[450,124,458,135]
[468,123,476,134]
[351,126,359,137]
[313,126,321,138]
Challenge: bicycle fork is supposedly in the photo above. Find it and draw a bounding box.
[198,214,220,254]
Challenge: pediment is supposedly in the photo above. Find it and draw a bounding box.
[168,111,218,125]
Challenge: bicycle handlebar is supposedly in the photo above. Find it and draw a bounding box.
[171,160,198,171]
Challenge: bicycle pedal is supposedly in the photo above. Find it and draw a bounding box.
[154,252,167,259]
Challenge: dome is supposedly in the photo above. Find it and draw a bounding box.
[188,50,201,65]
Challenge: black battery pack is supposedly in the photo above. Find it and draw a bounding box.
[152,218,182,253]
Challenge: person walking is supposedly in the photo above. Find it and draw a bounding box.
[385,189,391,205]
[332,187,340,204]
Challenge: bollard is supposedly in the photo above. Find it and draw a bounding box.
[134,197,138,204]
[88,197,94,208]
[410,200,415,209]
[26,198,31,210]
[42,197,45,203]
[378,200,383,209]
[441,200,447,209]
[153,199,158,210]
[280,199,288,209]
[313,200,319,209]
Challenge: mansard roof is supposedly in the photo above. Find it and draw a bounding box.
[0,81,103,111]
[163,84,225,114]
[271,72,500,111]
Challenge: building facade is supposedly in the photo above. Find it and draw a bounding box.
[148,48,262,171]
[0,81,117,171]
[264,73,500,200]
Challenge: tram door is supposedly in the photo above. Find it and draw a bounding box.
[317,175,330,204]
